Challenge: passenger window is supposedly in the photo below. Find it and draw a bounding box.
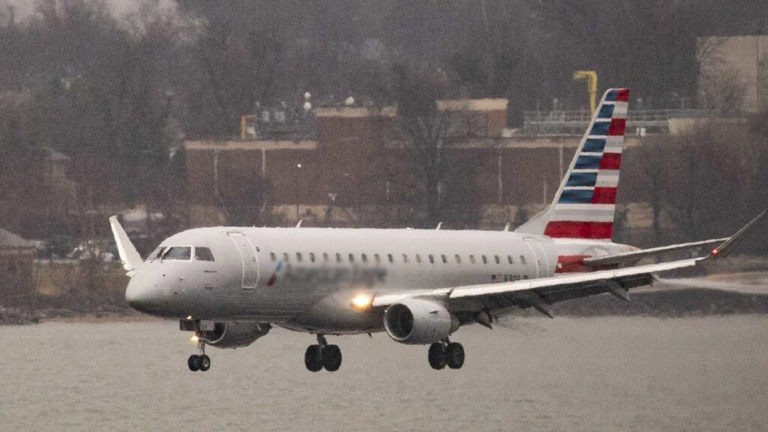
[283,252,290,262]
[469,255,476,265]
[494,255,500,265]
[164,246,191,261]
[348,253,355,263]
[441,254,447,264]
[482,255,488,265]
[322,252,329,262]
[415,254,422,264]
[336,253,342,263]
[296,252,303,262]
[361,253,368,263]
[402,254,409,263]
[309,252,316,263]
[194,247,215,261]
[520,255,527,264]
[374,254,381,264]
[270,252,276,262]
[508,255,514,264]
[387,254,394,264]
[455,254,461,264]
[428,254,434,264]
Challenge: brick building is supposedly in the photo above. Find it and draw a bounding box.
[185,99,644,227]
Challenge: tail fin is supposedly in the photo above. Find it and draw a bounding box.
[516,88,629,240]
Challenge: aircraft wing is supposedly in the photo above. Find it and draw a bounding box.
[582,238,726,267]
[372,257,699,316]
[372,208,766,317]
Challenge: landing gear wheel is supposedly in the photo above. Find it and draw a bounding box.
[188,354,202,372]
[446,342,465,369]
[322,345,342,372]
[199,354,211,372]
[428,342,447,370]
[305,345,323,372]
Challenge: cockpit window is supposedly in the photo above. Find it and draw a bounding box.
[149,246,166,261]
[164,246,191,260]
[195,247,215,261]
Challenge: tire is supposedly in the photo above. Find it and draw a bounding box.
[446,342,465,369]
[428,342,447,370]
[304,345,323,372]
[188,355,201,372]
[322,345,342,372]
[199,354,211,372]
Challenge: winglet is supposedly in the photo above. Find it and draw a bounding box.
[707,208,767,260]
[109,216,143,275]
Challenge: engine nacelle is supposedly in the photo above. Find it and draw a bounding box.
[383,298,459,344]
[199,321,271,349]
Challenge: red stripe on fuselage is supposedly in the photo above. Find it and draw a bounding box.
[556,255,591,273]
[591,187,617,204]
[544,221,613,239]
[599,153,621,170]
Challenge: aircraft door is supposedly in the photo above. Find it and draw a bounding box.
[227,232,259,289]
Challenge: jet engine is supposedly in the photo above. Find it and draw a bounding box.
[199,321,271,349]
[383,298,459,344]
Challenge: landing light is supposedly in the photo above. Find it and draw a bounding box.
[190,335,200,344]
[351,294,373,311]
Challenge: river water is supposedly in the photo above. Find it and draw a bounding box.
[2,316,768,431]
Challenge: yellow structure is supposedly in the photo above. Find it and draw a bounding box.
[573,70,598,114]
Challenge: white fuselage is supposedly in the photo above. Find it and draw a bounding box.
[125,227,635,333]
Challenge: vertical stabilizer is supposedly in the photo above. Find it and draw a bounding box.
[515,88,629,240]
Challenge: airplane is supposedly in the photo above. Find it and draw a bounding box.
[110,88,766,373]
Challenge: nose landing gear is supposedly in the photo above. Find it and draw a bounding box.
[304,334,342,372]
[188,335,211,372]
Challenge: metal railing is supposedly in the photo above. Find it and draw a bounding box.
[522,109,718,135]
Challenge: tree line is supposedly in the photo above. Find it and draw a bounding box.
[0,0,765,245]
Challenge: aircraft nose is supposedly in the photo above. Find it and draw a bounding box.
[125,272,165,315]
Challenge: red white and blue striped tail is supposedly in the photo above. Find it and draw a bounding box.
[516,88,629,240]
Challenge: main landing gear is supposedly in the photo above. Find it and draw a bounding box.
[188,336,211,372]
[428,340,465,370]
[304,334,342,372]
